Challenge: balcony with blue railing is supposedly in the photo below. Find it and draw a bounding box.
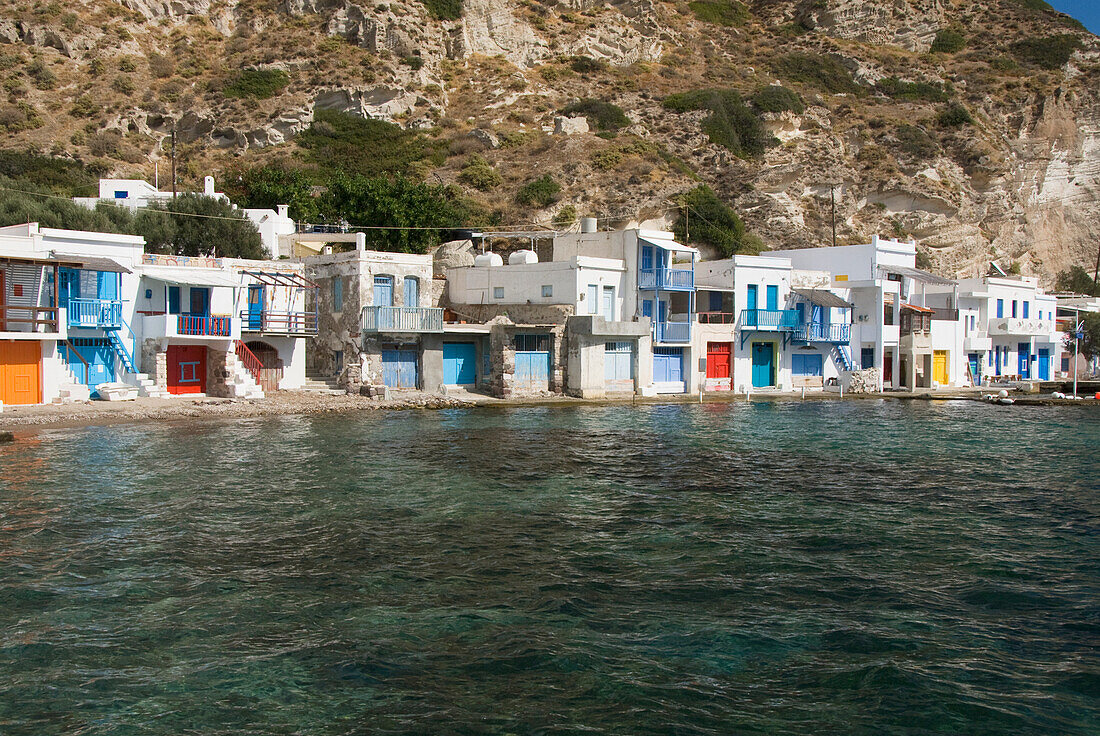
[653,320,691,344]
[793,321,851,343]
[363,306,444,333]
[638,267,694,291]
[178,314,233,337]
[67,298,122,329]
[740,309,800,331]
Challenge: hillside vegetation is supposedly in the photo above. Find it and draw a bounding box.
[0,0,1096,277]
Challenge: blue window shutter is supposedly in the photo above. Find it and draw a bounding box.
[996,299,1003,318]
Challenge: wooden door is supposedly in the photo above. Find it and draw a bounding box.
[0,339,42,404]
[167,344,207,395]
[706,342,730,379]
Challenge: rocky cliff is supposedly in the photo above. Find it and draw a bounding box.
[1,0,1097,282]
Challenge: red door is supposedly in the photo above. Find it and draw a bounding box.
[707,342,731,379]
[167,344,207,395]
[883,354,894,383]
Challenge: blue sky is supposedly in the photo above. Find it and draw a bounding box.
[1045,0,1099,35]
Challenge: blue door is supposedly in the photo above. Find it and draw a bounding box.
[66,339,115,395]
[605,342,633,387]
[375,276,394,329]
[601,286,614,321]
[995,347,1002,375]
[404,276,419,308]
[641,245,653,271]
[97,272,119,300]
[247,285,265,330]
[766,284,778,311]
[1038,348,1050,380]
[443,342,476,385]
[746,285,758,311]
[1018,342,1030,378]
[190,287,210,317]
[968,353,982,385]
[653,347,683,385]
[792,353,823,377]
[382,347,418,388]
[751,342,775,387]
[514,335,550,390]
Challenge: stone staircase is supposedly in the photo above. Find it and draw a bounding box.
[225,353,265,399]
[302,370,346,395]
[124,371,170,399]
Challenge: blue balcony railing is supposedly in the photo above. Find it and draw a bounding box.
[67,298,122,329]
[653,320,691,344]
[740,309,799,331]
[638,268,694,291]
[178,314,232,336]
[793,322,851,343]
[363,306,444,333]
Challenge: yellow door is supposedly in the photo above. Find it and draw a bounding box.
[933,350,948,385]
[0,340,42,405]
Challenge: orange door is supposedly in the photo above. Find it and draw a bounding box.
[0,340,42,405]
[167,344,207,395]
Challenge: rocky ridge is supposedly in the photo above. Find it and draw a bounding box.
[0,0,1098,283]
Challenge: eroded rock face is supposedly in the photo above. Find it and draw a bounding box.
[798,0,945,53]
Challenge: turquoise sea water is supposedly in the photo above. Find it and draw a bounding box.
[0,400,1097,735]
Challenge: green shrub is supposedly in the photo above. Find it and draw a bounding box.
[750,85,804,114]
[0,151,96,194]
[401,55,424,71]
[1011,34,1081,69]
[874,77,951,102]
[118,56,136,72]
[297,108,444,178]
[663,88,774,158]
[69,96,98,117]
[0,103,41,133]
[771,53,861,95]
[553,204,577,229]
[223,68,290,99]
[560,99,630,131]
[148,52,175,78]
[570,56,606,75]
[688,0,749,26]
[25,58,56,90]
[420,0,462,20]
[930,28,966,53]
[937,102,974,127]
[673,185,759,257]
[515,174,560,208]
[112,75,134,94]
[894,124,939,159]
[458,154,502,191]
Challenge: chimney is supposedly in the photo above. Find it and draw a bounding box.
[204,176,215,196]
[356,232,366,252]
[277,205,289,218]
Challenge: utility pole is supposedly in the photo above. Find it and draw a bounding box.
[171,126,177,199]
[830,183,837,247]
[1093,241,1099,296]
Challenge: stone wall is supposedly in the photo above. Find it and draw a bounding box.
[845,367,880,393]
[206,347,231,398]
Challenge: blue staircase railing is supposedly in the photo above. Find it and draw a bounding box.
[835,344,854,371]
[104,314,137,375]
[793,322,851,343]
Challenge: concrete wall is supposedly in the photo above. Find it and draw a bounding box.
[565,315,651,398]
[446,258,628,318]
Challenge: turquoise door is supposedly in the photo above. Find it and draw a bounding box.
[189,287,210,316]
[751,342,775,387]
[1038,348,1050,380]
[1018,342,1030,378]
[247,285,265,330]
[97,272,119,300]
[968,353,981,385]
[766,285,778,311]
[67,339,115,395]
[443,342,476,385]
[375,276,394,329]
[382,348,418,388]
[995,347,1002,375]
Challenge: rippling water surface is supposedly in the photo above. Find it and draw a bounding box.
[1,400,1098,735]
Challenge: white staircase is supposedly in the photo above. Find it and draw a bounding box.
[53,363,91,404]
[124,371,170,399]
[302,370,346,395]
[226,353,265,399]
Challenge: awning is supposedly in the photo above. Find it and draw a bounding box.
[240,269,318,289]
[901,302,935,314]
[694,280,736,292]
[791,288,852,308]
[140,265,240,288]
[639,236,699,256]
[878,265,954,285]
[50,252,132,274]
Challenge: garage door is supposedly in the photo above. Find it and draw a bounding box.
[706,342,730,379]
[653,347,684,393]
[0,339,42,405]
[382,347,418,388]
[167,344,207,395]
[514,334,550,390]
[604,341,633,391]
[443,342,476,385]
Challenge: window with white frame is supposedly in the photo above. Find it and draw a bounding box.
[493,286,504,299]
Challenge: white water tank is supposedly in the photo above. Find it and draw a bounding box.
[580,217,598,233]
[508,249,538,265]
[474,252,504,267]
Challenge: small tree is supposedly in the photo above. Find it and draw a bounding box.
[1064,312,1100,362]
[134,193,265,259]
[1055,265,1097,295]
[673,185,761,257]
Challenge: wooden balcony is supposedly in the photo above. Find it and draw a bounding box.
[240,310,318,335]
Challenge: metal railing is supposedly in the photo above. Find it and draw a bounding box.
[363,306,444,333]
[653,320,691,343]
[638,268,694,290]
[740,309,800,330]
[178,314,232,337]
[239,310,319,335]
[67,298,122,329]
[697,311,737,324]
[793,322,851,343]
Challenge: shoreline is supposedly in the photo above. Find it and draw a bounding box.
[2,386,1096,435]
